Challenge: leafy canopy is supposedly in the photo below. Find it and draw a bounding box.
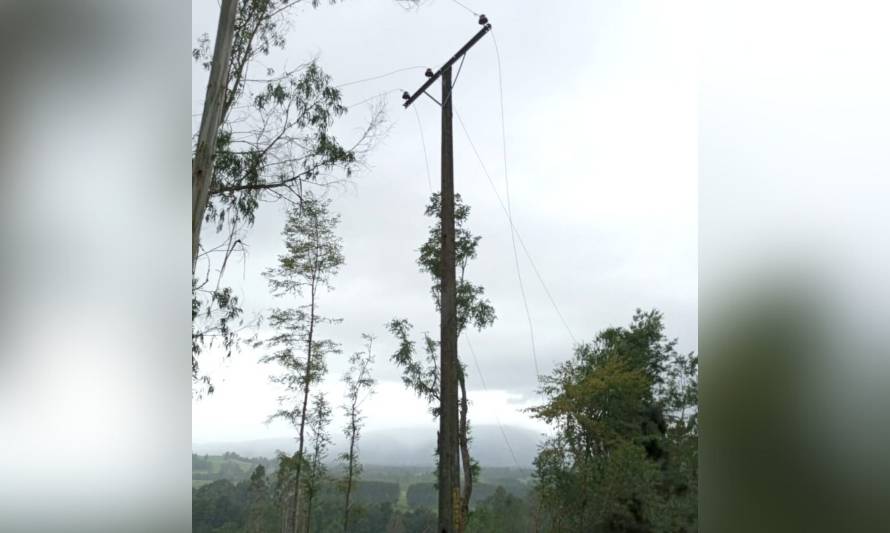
[529,309,698,533]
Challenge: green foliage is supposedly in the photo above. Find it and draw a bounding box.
[192,461,537,533]
[246,465,270,533]
[386,319,440,413]
[261,194,344,422]
[192,479,249,533]
[529,309,698,533]
[387,193,496,412]
[303,392,333,530]
[340,335,377,532]
[193,453,212,471]
[196,0,362,237]
[260,193,344,532]
[405,482,437,509]
[400,506,437,532]
[388,193,496,526]
[274,451,299,518]
[192,0,379,394]
[265,193,344,295]
[467,486,530,533]
[418,193,496,332]
[192,279,247,395]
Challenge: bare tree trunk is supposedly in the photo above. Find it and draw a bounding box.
[458,372,471,533]
[343,405,358,533]
[291,283,316,533]
[192,0,237,272]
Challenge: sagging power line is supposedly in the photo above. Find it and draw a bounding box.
[453,109,579,347]
[462,333,521,469]
[401,10,578,484]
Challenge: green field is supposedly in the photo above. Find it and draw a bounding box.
[192,453,533,503]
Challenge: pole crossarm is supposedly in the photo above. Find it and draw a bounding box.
[402,17,491,109]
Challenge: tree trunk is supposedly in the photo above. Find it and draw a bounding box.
[280,492,291,533]
[192,0,237,272]
[291,280,317,532]
[305,493,314,533]
[458,372,471,533]
[343,408,357,533]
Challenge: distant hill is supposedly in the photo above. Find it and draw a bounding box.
[193,424,545,468]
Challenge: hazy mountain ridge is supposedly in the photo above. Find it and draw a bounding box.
[193,425,544,468]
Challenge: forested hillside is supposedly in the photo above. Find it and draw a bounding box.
[193,455,536,532]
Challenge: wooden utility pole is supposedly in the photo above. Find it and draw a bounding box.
[402,15,491,533]
[192,0,238,273]
[439,63,460,533]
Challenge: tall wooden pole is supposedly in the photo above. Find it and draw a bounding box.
[401,18,492,533]
[192,0,238,273]
[438,65,460,533]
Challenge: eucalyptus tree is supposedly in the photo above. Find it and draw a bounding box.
[339,334,376,533]
[191,0,388,392]
[303,392,333,533]
[388,193,495,531]
[261,192,344,533]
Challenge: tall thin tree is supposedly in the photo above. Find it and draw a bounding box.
[340,334,376,533]
[262,192,344,533]
[303,392,332,533]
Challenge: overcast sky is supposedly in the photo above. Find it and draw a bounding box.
[191,0,696,446]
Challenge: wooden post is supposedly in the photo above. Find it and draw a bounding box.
[401,19,492,532]
[438,64,460,533]
[192,0,237,273]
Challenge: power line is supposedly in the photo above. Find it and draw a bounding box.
[448,0,479,17]
[448,29,580,350]
[334,65,427,89]
[413,105,434,194]
[453,113,539,379]
[442,54,467,107]
[194,67,424,116]
[454,108,579,347]
[462,334,521,469]
[343,88,404,109]
[487,28,540,380]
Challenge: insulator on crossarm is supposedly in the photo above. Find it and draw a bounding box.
[425,68,434,78]
[402,91,410,101]
[478,14,488,26]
